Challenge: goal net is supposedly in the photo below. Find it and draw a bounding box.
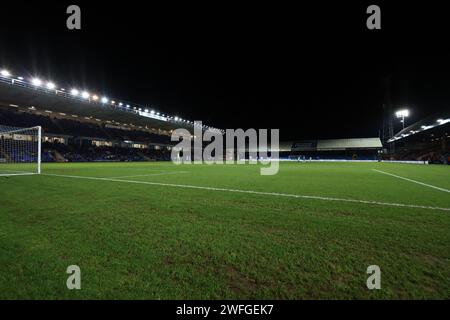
[0,125,41,176]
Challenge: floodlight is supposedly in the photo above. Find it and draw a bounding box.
[395,109,410,129]
[0,69,10,77]
[81,91,90,99]
[92,95,99,101]
[31,78,42,86]
[395,109,409,118]
[101,97,108,103]
[17,76,23,80]
[46,82,56,89]
[71,89,79,96]
[174,116,179,121]
[150,110,155,114]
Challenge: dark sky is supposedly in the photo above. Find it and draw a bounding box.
[0,1,449,140]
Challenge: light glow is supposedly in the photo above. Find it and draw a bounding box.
[0,69,10,77]
[31,78,42,86]
[395,109,409,118]
[71,89,79,96]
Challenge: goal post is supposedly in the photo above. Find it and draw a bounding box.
[0,125,42,176]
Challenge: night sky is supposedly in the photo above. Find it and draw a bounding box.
[1,1,449,140]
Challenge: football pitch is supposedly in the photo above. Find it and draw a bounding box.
[0,161,449,299]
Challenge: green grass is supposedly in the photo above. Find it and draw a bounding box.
[0,161,449,299]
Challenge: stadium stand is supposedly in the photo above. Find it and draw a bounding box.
[386,112,449,164]
[0,73,224,163]
[0,105,172,162]
[283,138,383,161]
[316,138,382,150]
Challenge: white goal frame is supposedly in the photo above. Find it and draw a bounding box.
[0,125,41,176]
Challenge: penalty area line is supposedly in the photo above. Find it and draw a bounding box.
[372,169,450,193]
[41,173,450,212]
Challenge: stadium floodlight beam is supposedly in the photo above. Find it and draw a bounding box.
[71,89,79,96]
[46,82,56,89]
[81,91,90,99]
[31,78,42,86]
[395,109,409,129]
[0,69,10,77]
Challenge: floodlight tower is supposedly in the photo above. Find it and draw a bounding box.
[395,109,409,130]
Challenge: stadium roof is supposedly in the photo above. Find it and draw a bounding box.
[0,71,223,134]
[316,138,382,150]
[388,111,450,143]
[290,138,382,151]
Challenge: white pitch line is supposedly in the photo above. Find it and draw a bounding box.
[109,171,189,179]
[40,173,450,212]
[0,172,36,177]
[372,169,450,193]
